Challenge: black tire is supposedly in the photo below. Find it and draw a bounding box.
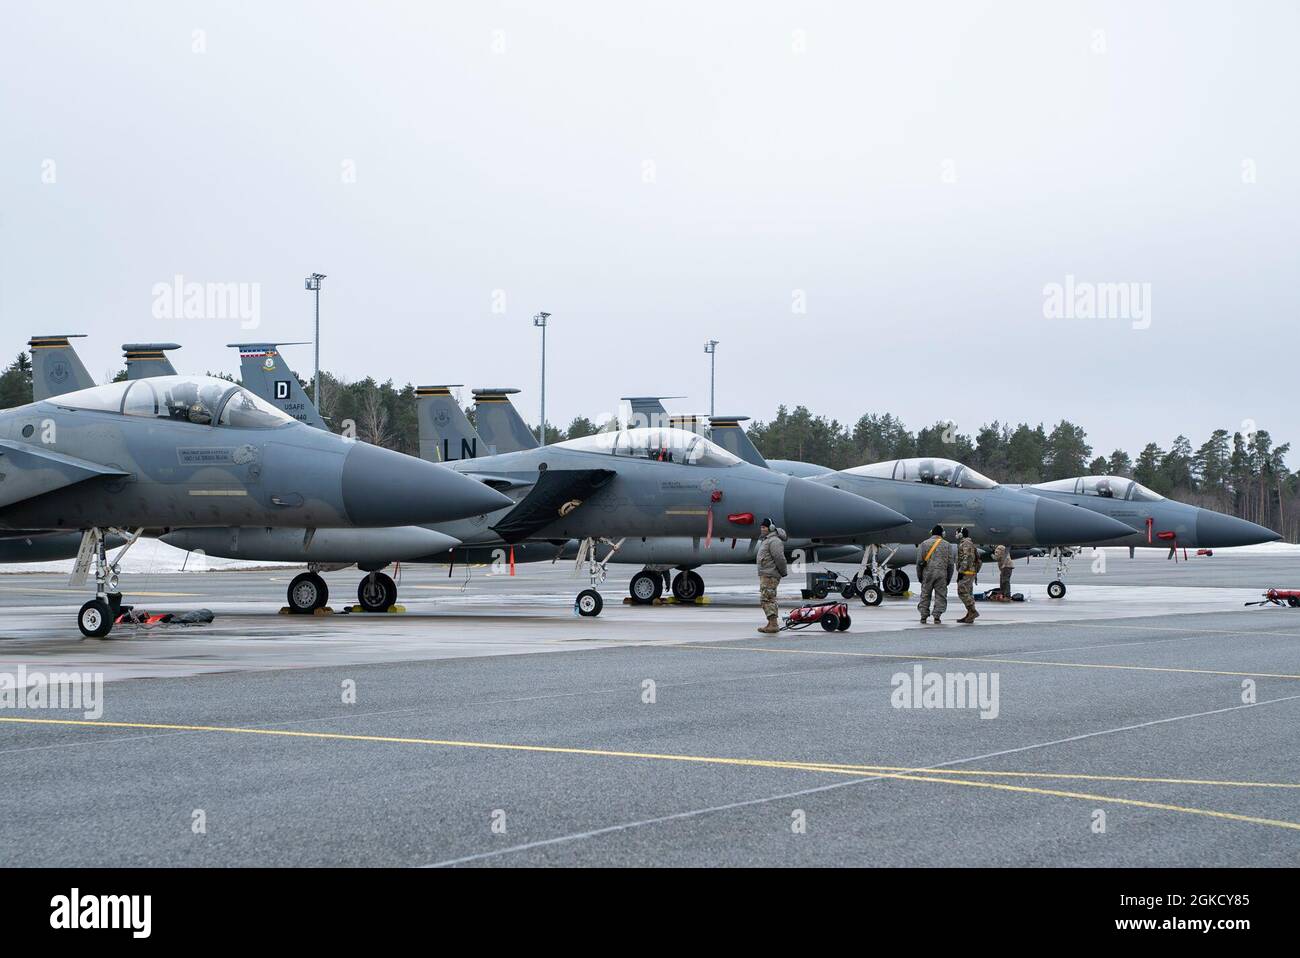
[1047,580,1067,599]
[883,569,908,596]
[838,615,851,632]
[629,571,661,605]
[1288,597,1300,608]
[812,584,830,600]
[860,585,884,607]
[839,580,858,600]
[357,572,397,613]
[672,572,703,603]
[288,572,328,614]
[78,599,113,639]
[575,589,604,617]
[820,613,840,632]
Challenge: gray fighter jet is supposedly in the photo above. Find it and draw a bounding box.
[0,375,512,635]
[400,385,911,615]
[1015,475,1281,596]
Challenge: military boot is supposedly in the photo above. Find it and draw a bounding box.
[758,615,780,635]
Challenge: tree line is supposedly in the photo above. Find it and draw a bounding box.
[2,353,1294,541]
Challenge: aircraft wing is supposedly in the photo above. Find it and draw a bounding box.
[0,440,130,510]
[490,468,616,543]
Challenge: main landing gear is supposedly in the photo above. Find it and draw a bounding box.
[72,527,144,638]
[286,566,402,614]
[573,537,626,617]
[629,569,665,604]
[670,570,706,603]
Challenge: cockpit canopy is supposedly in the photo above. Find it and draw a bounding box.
[844,457,998,490]
[54,375,295,429]
[558,427,742,467]
[1033,475,1165,502]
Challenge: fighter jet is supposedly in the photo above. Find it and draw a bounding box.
[0,375,512,635]
[425,392,901,605]
[396,385,911,615]
[1014,475,1282,596]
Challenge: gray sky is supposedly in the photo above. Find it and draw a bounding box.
[2,1,1296,462]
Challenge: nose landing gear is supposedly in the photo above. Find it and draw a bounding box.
[573,537,625,617]
[71,528,143,638]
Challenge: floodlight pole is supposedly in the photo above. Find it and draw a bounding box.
[704,340,719,417]
[304,273,326,404]
[533,312,551,443]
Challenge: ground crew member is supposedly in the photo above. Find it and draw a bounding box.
[916,525,952,625]
[756,517,789,634]
[956,527,982,623]
[993,544,1014,600]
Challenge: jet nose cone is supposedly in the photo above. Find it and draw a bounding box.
[1033,497,1136,545]
[1195,510,1281,548]
[341,442,512,526]
[783,478,910,539]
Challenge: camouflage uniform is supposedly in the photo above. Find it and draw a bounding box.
[994,545,1014,598]
[759,575,781,619]
[756,527,788,631]
[916,533,952,622]
[957,534,982,620]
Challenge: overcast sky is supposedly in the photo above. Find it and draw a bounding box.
[2,1,1296,463]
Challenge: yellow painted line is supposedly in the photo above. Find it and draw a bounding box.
[0,586,202,597]
[676,644,1300,682]
[853,769,1300,834]
[772,762,1300,790]
[4,717,1300,833]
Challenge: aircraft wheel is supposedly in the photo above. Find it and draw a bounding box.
[837,614,852,632]
[78,600,113,639]
[882,569,909,596]
[575,589,604,617]
[357,572,397,613]
[288,572,329,614]
[629,571,661,605]
[672,572,703,603]
[1047,580,1067,600]
[820,613,840,632]
[859,584,884,607]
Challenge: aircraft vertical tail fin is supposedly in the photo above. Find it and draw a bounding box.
[621,396,682,430]
[28,335,95,401]
[472,387,539,453]
[668,414,710,437]
[416,385,486,463]
[122,343,181,379]
[709,416,768,468]
[226,342,329,430]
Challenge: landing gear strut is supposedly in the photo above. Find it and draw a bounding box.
[852,544,897,609]
[71,528,143,638]
[574,537,625,617]
[1046,547,1073,599]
